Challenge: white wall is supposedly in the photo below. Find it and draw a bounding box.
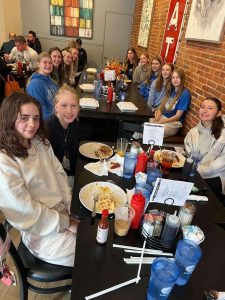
[0,0,22,45]
[20,0,135,66]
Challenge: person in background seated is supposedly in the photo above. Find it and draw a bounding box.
[48,47,64,86]
[0,32,16,55]
[62,49,75,87]
[47,85,79,176]
[75,38,87,72]
[27,52,58,120]
[147,62,174,109]
[140,55,163,100]
[151,67,191,137]
[69,47,80,87]
[4,35,38,69]
[0,56,12,102]
[185,97,225,204]
[124,47,139,81]
[133,52,151,84]
[0,92,78,266]
[27,30,42,54]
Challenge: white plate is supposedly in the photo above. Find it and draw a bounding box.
[86,68,97,74]
[79,181,127,214]
[117,102,138,112]
[154,150,185,168]
[79,83,94,92]
[80,98,99,109]
[79,142,113,159]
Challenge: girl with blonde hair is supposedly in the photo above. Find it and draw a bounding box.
[47,84,80,176]
[140,55,163,100]
[133,52,151,84]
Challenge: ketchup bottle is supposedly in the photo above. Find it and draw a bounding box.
[134,152,148,175]
[130,194,145,229]
[17,61,23,74]
[107,83,113,104]
[96,209,109,244]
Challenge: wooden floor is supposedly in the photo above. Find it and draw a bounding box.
[0,213,71,300]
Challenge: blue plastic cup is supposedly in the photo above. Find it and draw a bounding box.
[123,152,137,179]
[174,239,202,286]
[146,167,163,186]
[135,182,153,203]
[147,257,180,300]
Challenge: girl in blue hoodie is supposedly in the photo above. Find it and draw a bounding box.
[27,52,58,120]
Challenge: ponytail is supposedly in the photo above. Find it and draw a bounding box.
[211,116,224,139]
[206,97,224,139]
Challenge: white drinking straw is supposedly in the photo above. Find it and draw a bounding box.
[136,239,146,283]
[85,277,140,300]
[113,243,162,253]
[124,249,173,257]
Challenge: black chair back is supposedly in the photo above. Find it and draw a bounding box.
[0,222,72,300]
[118,120,143,142]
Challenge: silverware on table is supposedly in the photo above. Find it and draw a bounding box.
[91,194,99,218]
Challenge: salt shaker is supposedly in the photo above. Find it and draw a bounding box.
[178,202,196,226]
[180,158,193,181]
[161,213,180,247]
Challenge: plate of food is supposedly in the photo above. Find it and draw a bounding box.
[154,150,185,168]
[79,142,113,159]
[79,181,127,214]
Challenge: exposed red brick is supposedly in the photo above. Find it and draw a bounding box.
[131,0,225,133]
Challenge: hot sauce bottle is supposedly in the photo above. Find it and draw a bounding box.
[96,209,109,244]
[107,83,113,103]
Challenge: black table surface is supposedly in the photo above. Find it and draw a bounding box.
[78,82,154,122]
[70,144,225,299]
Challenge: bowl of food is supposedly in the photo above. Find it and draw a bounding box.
[182,225,205,245]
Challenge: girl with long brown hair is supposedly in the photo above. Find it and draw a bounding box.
[48,47,64,86]
[185,97,225,203]
[0,92,78,266]
[147,62,174,109]
[152,67,191,137]
[124,47,140,80]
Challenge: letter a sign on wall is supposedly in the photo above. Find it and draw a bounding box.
[160,0,189,63]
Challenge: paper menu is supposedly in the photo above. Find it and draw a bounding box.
[143,123,164,146]
[149,178,194,207]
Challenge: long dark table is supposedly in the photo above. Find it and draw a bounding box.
[78,83,154,122]
[70,144,225,299]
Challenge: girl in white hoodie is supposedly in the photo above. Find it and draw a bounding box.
[185,97,225,203]
[0,92,78,266]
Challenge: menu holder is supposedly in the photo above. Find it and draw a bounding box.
[143,123,164,146]
[149,178,194,207]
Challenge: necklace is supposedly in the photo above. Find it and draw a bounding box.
[63,126,70,143]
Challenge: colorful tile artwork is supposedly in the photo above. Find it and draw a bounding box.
[49,0,93,38]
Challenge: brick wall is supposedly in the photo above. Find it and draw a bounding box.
[131,0,225,133]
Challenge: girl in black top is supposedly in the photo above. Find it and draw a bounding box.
[47,84,79,176]
[124,47,140,80]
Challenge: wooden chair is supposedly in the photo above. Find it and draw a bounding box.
[0,222,72,300]
[117,120,143,142]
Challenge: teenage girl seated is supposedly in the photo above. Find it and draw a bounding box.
[147,62,174,109]
[124,47,139,80]
[133,52,151,84]
[47,85,79,176]
[185,97,225,203]
[150,67,191,137]
[139,54,163,100]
